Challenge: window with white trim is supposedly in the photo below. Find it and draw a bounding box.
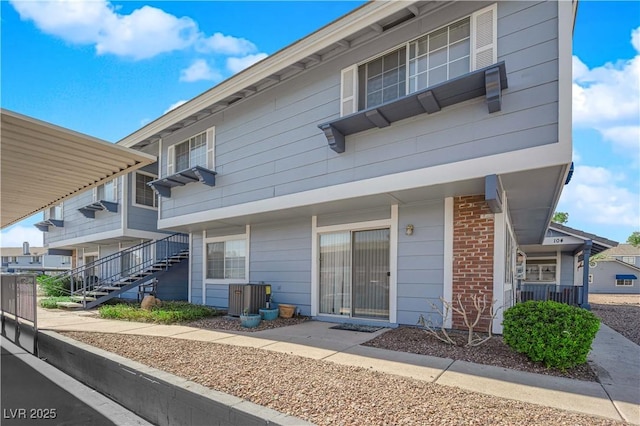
[45,203,63,220]
[622,256,636,265]
[206,238,247,280]
[167,127,215,176]
[525,259,557,282]
[615,279,634,287]
[134,172,158,208]
[341,4,496,115]
[94,178,118,202]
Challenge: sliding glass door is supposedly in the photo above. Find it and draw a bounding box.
[319,228,390,320]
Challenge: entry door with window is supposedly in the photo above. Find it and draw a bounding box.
[319,229,390,320]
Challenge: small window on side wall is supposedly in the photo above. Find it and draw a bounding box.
[93,178,118,202]
[206,239,246,280]
[134,172,158,208]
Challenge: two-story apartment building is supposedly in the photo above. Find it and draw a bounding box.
[39,161,190,301]
[0,243,72,274]
[113,0,575,332]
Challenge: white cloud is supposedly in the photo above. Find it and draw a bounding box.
[180,59,221,82]
[226,53,268,74]
[558,166,639,227]
[10,0,261,62]
[198,32,257,56]
[163,100,187,115]
[600,126,640,151]
[572,26,640,152]
[0,226,44,248]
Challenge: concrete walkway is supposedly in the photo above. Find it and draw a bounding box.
[37,308,640,424]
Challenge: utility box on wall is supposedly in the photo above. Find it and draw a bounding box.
[228,283,271,316]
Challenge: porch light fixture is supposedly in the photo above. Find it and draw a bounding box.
[405,224,414,236]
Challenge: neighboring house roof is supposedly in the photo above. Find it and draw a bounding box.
[598,244,640,257]
[117,1,421,149]
[0,109,157,228]
[548,223,618,255]
[0,247,47,256]
[593,258,640,273]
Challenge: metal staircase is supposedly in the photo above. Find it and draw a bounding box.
[50,233,189,309]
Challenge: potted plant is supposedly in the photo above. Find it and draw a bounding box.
[278,303,296,319]
[259,299,279,321]
[239,308,262,328]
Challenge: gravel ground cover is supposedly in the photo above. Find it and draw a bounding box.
[363,327,597,381]
[61,331,621,426]
[186,315,310,332]
[590,294,640,345]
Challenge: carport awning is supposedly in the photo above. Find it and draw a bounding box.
[1,109,156,229]
[616,274,637,280]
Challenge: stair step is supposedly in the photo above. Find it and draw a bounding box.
[98,286,123,291]
[86,291,109,296]
[70,296,97,302]
[57,302,84,309]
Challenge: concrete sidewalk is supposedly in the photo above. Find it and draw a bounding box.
[37,308,640,424]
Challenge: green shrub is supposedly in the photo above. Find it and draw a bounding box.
[502,301,600,369]
[98,301,219,324]
[40,296,73,309]
[37,275,71,297]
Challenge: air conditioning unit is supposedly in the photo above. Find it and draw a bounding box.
[228,283,271,316]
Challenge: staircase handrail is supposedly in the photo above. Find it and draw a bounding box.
[41,233,188,298]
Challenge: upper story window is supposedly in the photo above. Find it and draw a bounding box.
[616,279,634,287]
[30,256,41,264]
[45,203,63,221]
[622,256,636,265]
[134,172,158,208]
[341,4,496,116]
[94,178,118,202]
[166,127,215,176]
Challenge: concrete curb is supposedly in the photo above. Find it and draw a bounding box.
[38,331,314,426]
[1,336,153,426]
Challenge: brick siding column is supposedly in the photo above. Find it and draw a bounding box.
[451,195,494,330]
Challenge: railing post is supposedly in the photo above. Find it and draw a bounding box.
[14,277,19,344]
[581,241,592,310]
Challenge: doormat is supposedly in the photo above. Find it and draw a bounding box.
[329,324,384,333]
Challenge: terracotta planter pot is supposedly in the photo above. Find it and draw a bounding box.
[278,304,296,319]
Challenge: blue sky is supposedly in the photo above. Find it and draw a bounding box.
[1,1,638,247]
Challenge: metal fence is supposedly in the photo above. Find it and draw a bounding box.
[1,273,38,354]
[517,283,583,307]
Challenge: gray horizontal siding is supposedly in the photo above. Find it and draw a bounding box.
[396,201,444,325]
[191,233,203,304]
[560,253,574,286]
[250,219,312,315]
[159,1,560,220]
[44,180,123,245]
[591,262,640,295]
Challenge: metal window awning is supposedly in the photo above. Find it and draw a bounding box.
[1,109,156,229]
[318,62,507,153]
[148,166,217,198]
[34,219,64,232]
[616,274,637,280]
[78,200,119,219]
